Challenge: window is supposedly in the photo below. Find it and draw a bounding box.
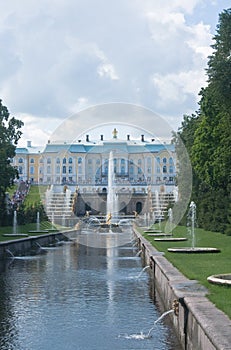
[18,166,23,174]
[78,157,82,164]
[163,157,167,163]
[121,166,125,174]
[156,157,160,164]
[30,166,34,174]
[121,158,125,165]
[63,158,66,164]
[68,157,73,164]
[169,165,174,174]
[47,158,51,164]
[147,157,151,165]
[18,158,23,163]
[63,166,66,174]
[47,165,51,174]
[169,157,173,164]
[130,166,134,174]
[157,166,160,173]
[30,158,34,163]
[69,166,72,174]
[56,166,60,174]
[163,165,167,173]
[56,158,60,164]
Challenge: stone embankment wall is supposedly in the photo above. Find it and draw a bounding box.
[0,232,70,260]
[134,228,231,350]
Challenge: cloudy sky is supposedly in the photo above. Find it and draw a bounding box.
[0,0,229,146]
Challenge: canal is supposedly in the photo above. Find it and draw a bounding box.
[0,232,182,349]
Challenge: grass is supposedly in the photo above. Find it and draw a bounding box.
[141,224,231,319]
[23,185,45,208]
[0,221,58,241]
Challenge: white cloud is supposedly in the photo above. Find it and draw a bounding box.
[152,69,207,105]
[97,63,119,80]
[16,113,61,147]
[186,22,213,58]
[0,0,228,145]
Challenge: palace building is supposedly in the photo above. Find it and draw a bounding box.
[12,128,177,220]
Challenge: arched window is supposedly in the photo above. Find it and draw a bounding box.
[68,157,73,164]
[18,166,23,174]
[69,166,72,174]
[47,158,51,164]
[18,158,23,163]
[63,158,66,164]
[30,158,34,163]
[30,166,34,174]
[163,157,167,164]
[136,202,142,213]
[169,165,174,174]
[56,158,60,164]
[169,157,173,164]
[156,157,160,164]
[78,157,82,164]
[130,166,134,174]
[121,158,125,165]
[121,166,125,174]
[63,166,66,174]
[163,165,167,173]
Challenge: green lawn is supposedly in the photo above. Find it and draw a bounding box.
[23,185,46,207]
[142,225,231,319]
[0,221,58,241]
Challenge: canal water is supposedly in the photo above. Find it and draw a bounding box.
[0,234,182,350]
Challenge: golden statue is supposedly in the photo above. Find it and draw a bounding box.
[106,212,112,225]
[112,128,118,139]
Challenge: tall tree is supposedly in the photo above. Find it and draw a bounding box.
[175,9,231,234]
[0,100,23,224]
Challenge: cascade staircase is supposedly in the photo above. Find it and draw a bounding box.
[151,192,175,221]
[45,191,77,227]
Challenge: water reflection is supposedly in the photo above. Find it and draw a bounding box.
[0,233,181,350]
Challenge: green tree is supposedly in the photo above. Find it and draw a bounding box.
[0,99,23,225]
[182,9,231,233]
